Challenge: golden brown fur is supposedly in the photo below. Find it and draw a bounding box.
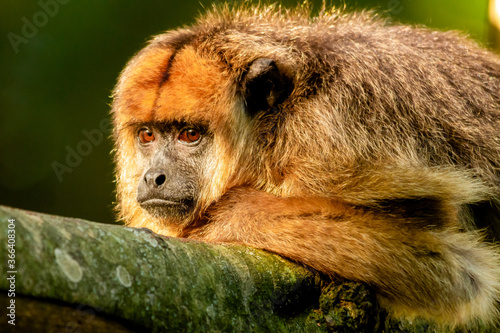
[112,3,500,328]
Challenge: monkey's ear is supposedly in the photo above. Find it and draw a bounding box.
[243,58,292,117]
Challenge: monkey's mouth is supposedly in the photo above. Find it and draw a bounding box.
[139,198,182,207]
[138,197,194,218]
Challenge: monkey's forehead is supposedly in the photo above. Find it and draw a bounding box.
[112,41,238,130]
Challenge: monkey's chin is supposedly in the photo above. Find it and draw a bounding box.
[139,198,194,221]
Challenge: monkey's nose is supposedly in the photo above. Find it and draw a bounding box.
[144,169,167,188]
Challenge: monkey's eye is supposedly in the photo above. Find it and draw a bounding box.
[138,128,155,144]
[178,128,201,144]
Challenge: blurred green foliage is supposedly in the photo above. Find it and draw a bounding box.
[0,0,493,224]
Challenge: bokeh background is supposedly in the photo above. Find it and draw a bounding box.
[1,0,499,224]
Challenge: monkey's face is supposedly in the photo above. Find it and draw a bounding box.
[112,42,245,233]
[135,122,210,220]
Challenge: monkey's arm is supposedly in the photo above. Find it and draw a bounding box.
[186,187,500,325]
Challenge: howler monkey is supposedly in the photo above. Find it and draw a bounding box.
[111,4,500,327]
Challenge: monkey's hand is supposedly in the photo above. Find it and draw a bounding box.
[186,187,500,326]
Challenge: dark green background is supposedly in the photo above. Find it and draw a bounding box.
[0,0,495,224]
